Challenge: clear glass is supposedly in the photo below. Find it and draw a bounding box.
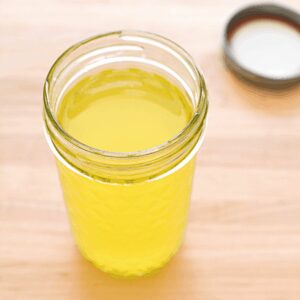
[43,31,208,277]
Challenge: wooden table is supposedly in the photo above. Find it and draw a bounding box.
[1,0,300,299]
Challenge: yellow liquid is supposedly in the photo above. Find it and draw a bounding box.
[56,68,196,276]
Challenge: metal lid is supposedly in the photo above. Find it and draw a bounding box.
[223,3,300,88]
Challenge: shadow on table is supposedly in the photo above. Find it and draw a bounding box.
[202,52,300,116]
[72,247,203,300]
[224,62,300,115]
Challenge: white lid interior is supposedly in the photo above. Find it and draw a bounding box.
[229,17,300,79]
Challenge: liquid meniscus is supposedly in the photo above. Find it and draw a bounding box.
[57,68,193,152]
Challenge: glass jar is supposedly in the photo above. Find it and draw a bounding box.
[43,31,208,277]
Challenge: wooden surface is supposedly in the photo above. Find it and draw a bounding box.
[1,0,300,299]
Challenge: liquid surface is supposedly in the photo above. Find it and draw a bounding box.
[58,68,193,152]
[55,68,196,276]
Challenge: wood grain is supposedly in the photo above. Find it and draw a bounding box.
[1,0,300,299]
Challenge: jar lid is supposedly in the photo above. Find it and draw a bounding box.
[223,3,300,87]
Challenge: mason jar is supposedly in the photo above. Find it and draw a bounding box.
[43,31,208,277]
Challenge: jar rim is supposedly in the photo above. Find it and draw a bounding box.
[43,30,208,160]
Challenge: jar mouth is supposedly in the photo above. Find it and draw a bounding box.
[43,30,208,160]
